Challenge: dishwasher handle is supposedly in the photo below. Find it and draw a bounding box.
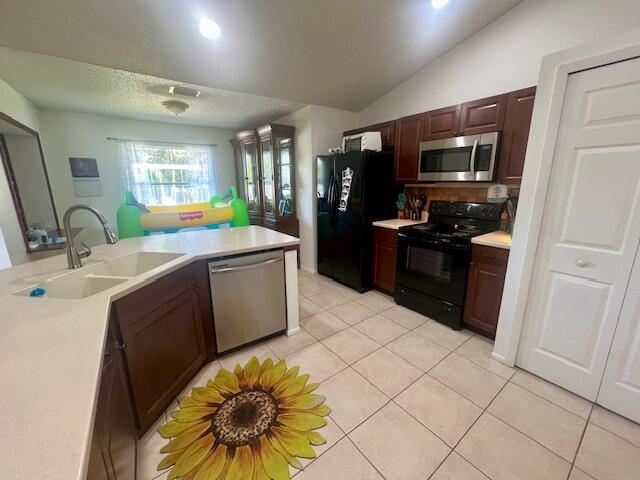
[210,257,282,274]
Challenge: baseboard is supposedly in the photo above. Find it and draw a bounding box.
[286,327,301,336]
[491,351,514,367]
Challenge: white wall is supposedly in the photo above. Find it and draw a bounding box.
[277,105,358,271]
[0,77,41,265]
[38,109,237,246]
[358,0,640,126]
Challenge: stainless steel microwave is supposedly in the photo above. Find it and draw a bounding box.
[417,131,499,182]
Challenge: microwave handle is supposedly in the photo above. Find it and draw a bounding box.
[469,139,479,176]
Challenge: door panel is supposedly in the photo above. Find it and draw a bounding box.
[316,155,335,277]
[598,246,640,423]
[498,87,536,183]
[517,57,640,400]
[560,148,640,249]
[423,105,461,140]
[122,287,207,432]
[459,94,507,135]
[393,113,424,183]
[537,274,611,369]
[333,152,364,288]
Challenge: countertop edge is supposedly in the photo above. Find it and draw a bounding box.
[372,219,426,230]
[471,231,512,250]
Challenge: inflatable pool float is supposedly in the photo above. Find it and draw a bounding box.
[117,187,250,238]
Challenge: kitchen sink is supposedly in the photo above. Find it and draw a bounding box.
[16,251,184,299]
[16,273,128,299]
[91,251,184,277]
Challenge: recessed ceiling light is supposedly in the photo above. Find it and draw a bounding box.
[199,18,221,40]
[431,0,450,9]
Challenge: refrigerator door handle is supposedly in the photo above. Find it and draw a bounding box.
[327,174,334,216]
[331,177,340,226]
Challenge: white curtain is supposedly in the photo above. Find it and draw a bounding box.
[118,140,217,205]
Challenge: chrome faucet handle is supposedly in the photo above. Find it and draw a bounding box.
[78,242,92,259]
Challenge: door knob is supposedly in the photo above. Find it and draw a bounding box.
[575,259,589,267]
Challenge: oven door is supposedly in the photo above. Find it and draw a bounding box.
[417,132,499,182]
[396,233,470,307]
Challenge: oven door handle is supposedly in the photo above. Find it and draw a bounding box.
[398,234,470,252]
[469,139,479,176]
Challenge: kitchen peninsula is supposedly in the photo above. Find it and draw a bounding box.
[0,226,299,480]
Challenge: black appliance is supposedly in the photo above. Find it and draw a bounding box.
[395,201,502,329]
[317,151,397,291]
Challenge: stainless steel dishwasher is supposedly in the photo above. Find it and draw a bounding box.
[208,249,286,353]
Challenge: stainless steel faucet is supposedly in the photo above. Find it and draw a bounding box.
[63,205,118,269]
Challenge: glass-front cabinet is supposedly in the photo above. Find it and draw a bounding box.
[259,137,275,219]
[232,130,262,223]
[232,124,298,237]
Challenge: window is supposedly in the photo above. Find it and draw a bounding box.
[119,141,217,205]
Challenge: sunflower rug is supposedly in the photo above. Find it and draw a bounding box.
[157,356,331,480]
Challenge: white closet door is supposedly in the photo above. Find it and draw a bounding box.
[598,245,640,423]
[517,57,640,400]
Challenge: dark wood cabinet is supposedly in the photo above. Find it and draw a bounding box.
[114,262,213,433]
[423,105,461,140]
[232,130,262,224]
[460,94,507,135]
[393,113,424,183]
[372,227,398,295]
[87,315,136,480]
[344,121,396,149]
[463,245,509,339]
[497,86,536,183]
[233,125,299,237]
[341,87,533,185]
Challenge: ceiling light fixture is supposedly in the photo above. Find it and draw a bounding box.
[431,0,450,9]
[199,18,221,40]
[169,85,202,98]
[162,100,189,116]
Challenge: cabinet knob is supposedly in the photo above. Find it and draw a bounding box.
[575,258,589,267]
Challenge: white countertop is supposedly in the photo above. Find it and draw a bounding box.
[471,230,512,250]
[372,219,426,230]
[0,226,299,480]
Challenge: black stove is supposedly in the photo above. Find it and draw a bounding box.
[394,201,502,330]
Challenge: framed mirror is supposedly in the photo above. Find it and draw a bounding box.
[0,111,62,253]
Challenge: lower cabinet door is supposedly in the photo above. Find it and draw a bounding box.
[86,429,111,480]
[108,348,137,480]
[463,257,507,338]
[122,287,208,433]
[372,228,398,295]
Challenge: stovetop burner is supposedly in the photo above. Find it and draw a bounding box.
[410,223,485,238]
[400,201,502,243]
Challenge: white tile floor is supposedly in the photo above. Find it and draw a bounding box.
[139,270,640,480]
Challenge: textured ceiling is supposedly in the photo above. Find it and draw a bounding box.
[0,47,305,129]
[0,0,522,112]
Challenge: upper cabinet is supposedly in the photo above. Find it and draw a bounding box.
[233,124,299,237]
[497,87,537,183]
[423,105,461,140]
[343,87,535,185]
[344,121,396,149]
[393,113,424,183]
[459,94,507,135]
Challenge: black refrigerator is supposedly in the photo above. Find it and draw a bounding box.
[317,151,397,292]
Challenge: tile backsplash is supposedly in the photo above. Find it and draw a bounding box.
[405,184,519,212]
